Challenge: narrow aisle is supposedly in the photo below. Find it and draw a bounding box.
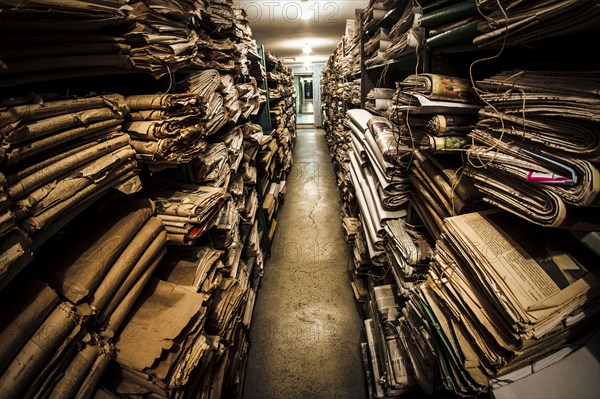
[244,129,366,399]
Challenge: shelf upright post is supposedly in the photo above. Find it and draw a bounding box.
[359,11,367,109]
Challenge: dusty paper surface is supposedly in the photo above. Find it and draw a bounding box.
[0,303,79,397]
[0,279,59,371]
[445,210,599,328]
[115,278,207,372]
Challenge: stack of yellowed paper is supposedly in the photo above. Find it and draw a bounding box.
[474,0,600,47]
[109,277,217,399]
[233,7,258,54]
[466,70,600,229]
[384,2,423,62]
[206,277,248,343]
[191,143,231,188]
[155,246,225,295]
[413,210,600,395]
[181,70,229,138]
[410,150,485,239]
[124,0,201,78]
[204,0,235,31]
[0,199,168,398]
[147,178,226,246]
[123,93,211,171]
[0,94,141,288]
[236,81,262,119]
[0,0,133,83]
[193,33,240,72]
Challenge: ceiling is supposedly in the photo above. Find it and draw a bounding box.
[237,1,369,66]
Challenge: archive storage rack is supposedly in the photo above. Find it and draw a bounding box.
[322,0,600,398]
[252,49,297,247]
[0,1,293,398]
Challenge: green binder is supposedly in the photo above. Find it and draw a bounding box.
[421,1,478,28]
[426,20,480,48]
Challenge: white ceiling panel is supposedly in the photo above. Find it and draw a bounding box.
[236,1,368,64]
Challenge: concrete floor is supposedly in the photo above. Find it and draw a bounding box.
[243,128,366,399]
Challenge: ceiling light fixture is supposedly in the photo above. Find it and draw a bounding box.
[302,44,312,54]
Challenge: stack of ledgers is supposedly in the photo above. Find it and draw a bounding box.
[384,0,423,62]
[388,73,485,238]
[465,70,600,229]
[420,0,481,48]
[347,109,411,265]
[474,0,600,47]
[399,209,600,396]
[0,94,142,290]
[0,199,168,398]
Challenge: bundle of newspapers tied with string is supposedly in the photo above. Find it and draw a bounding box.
[384,0,423,62]
[474,0,600,48]
[465,70,600,230]
[384,218,433,293]
[419,0,482,48]
[0,199,168,398]
[387,73,485,238]
[0,94,142,290]
[399,209,600,396]
[388,73,481,153]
